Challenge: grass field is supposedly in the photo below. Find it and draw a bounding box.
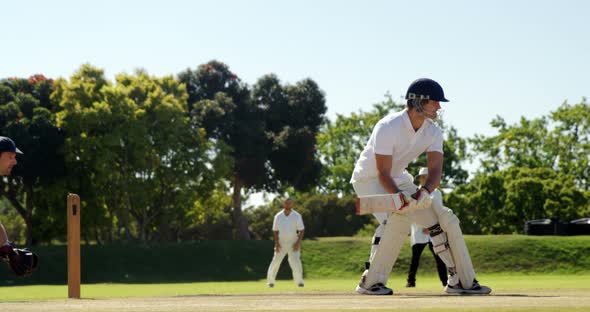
[2,236,589,311]
[2,274,590,311]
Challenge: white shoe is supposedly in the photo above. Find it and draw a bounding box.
[356,283,393,295]
[445,281,491,295]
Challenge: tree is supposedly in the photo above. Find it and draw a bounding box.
[470,99,589,190]
[548,99,590,190]
[447,99,590,234]
[179,61,327,239]
[258,75,326,191]
[182,186,234,240]
[446,167,588,234]
[470,116,553,173]
[54,65,214,242]
[442,126,469,187]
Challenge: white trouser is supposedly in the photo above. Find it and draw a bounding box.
[354,174,451,288]
[352,173,414,261]
[267,237,303,285]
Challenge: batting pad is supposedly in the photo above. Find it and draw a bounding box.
[438,210,476,289]
[359,213,411,288]
[429,224,456,272]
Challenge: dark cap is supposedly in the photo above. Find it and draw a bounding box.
[0,136,23,154]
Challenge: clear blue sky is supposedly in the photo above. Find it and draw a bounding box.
[2,0,588,139]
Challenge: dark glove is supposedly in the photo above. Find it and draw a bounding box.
[0,243,38,277]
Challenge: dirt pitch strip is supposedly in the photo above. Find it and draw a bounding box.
[2,289,589,311]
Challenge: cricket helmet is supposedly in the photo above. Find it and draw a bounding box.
[405,78,449,103]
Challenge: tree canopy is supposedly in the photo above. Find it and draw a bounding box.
[180,61,327,239]
[0,64,587,244]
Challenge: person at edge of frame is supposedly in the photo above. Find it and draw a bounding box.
[0,136,38,279]
[0,136,23,248]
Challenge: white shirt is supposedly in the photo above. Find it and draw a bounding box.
[350,109,444,183]
[272,209,305,240]
[410,223,431,246]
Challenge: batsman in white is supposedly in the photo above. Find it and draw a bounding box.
[350,78,491,295]
[266,198,305,288]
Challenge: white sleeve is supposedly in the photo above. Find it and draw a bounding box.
[272,215,279,231]
[431,189,444,210]
[410,224,418,246]
[372,123,395,155]
[426,129,444,154]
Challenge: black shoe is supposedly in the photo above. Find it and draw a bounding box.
[406,280,415,288]
[445,281,491,295]
[356,282,393,295]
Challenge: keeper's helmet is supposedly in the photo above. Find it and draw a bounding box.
[405,78,449,103]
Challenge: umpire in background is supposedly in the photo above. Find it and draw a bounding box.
[406,223,448,287]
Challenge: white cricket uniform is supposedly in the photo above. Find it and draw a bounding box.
[410,223,430,246]
[351,110,484,292]
[351,109,444,183]
[267,209,305,285]
[351,109,443,260]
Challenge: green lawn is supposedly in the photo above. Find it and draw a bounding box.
[1,274,589,301]
[3,236,589,286]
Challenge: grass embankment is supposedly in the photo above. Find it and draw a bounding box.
[304,235,590,278]
[1,235,588,286]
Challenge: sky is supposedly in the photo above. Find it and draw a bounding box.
[2,0,589,204]
[3,0,588,137]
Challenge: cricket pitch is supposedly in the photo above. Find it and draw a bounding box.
[2,289,589,311]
